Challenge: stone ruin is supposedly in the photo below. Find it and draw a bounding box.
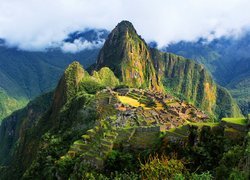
[112,88,209,128]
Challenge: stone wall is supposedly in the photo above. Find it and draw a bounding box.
[221,121,247,132]
[135,125,167,133]
[114,127,161,150]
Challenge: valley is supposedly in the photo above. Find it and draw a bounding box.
[0,29,106,121]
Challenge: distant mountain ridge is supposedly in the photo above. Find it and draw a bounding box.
[0,29,108,121]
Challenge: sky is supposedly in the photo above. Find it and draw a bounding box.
[0,0,250,52]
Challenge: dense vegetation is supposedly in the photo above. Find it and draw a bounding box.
[0,92,53,165]
[0,21,248,179]
[165,36,250,115]
[0,62,119,178]
[0,61,249,179]
[0,30,106,121]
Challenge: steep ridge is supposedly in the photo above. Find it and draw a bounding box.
[0,63,120,179]
[0,92,53,165]
[94,21,241,118]
[151,50,242,118]
[0,49,99,121]
[165,37,250,115]
[51,62,86,114]
[95,21,160,91]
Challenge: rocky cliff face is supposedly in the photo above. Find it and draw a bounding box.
[152,51,216,110]
[0,93,52,166]
[95,21,241,118]
[95,21,160,91]
[151,50,242,118]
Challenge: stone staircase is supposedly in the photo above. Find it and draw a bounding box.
[62,120,118,169]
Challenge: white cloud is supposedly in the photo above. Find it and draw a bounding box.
[61,39,105,53]
[0,0,250,50]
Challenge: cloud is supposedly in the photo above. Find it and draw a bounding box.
[61,39,105,53]
[0,0,250,51]
[59,29,107,53]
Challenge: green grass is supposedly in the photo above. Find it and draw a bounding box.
[188,122,220,127]
[224,128,238,133]
[221,117,247,125]
[117,95,146,108]
[164,131,187,138]
[168,125,190,136]
[127,92,141,100]
[165,122,220,138]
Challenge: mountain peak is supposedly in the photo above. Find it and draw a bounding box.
[95,21,161,90]
[52,61,85,113]
[117,20,134,26]
[106,20,138,44]
[115,20,137,34]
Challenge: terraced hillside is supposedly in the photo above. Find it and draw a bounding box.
[59,87,247,171]
[56,86,211,170]
[62,119,118,169]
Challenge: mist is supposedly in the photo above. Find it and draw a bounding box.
[0,0,250,51]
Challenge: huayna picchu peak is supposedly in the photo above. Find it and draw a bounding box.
[95,20,161,91]
[0,21,249,180]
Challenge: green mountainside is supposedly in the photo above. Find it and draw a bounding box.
[0,62,121,178]
[151,50,242,119]
[0,47,99,121]
[0,89,27,121]
[0,92,53,165]
[165,37,250,115]
[0,21,248,179]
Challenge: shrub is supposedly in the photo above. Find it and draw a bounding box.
[140,154,186,180]
[190,172,213,180]
[80,80,105,94]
